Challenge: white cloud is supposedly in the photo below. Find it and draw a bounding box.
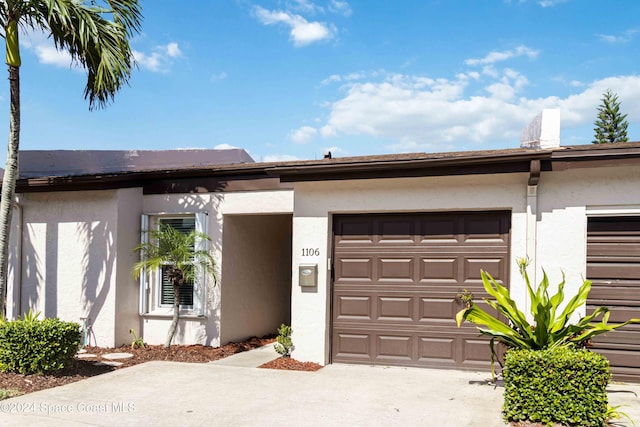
[320,125,337,137]
[289,0,323,14]
[465,45,539,66]
[289,126,318,143]
[539,0,568,6]
[263,154,301,162]
[329,0,352,16]
[165,42,182,57]
[34,45,74,67]
[211,72,228,82]
[214,143,239,150]
[253,5,336,46]
[132,42,182,72]
[314,68,640,151]
[20,30,79,69]
[597,29,639,44]
[320,70,379,85]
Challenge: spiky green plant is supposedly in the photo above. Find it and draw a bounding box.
[456,259,640,375]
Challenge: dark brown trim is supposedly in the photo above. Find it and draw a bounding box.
[16,168,287,194]
[272,151,552,182]
[143,176,291,194]
[528,159,541,186]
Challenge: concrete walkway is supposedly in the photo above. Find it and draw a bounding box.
[0,346,638,426]
[209,342,279,367]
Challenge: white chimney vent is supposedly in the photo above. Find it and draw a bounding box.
[520,109,560,149]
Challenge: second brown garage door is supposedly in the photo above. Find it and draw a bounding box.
[331,211,510,370]
[587,217,640,383]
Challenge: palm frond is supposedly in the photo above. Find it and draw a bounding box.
[25,0,142,110]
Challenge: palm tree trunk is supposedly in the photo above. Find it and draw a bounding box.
[164,281,180,348]
[0,64,20,319]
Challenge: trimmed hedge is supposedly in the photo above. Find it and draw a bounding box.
[0,317,81,374]
[503,347,610,426]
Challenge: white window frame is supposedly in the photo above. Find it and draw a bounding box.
[138,212,209,317]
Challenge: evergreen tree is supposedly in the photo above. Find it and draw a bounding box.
[593,89,629,144]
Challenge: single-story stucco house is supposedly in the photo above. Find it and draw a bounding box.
[3,110,639,382]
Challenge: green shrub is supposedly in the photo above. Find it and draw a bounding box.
[274,324,294,357]
[503,347,610,426]
[0,316,81,374]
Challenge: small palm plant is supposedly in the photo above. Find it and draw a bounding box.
[456,258,640,375]
[133,224,216,348]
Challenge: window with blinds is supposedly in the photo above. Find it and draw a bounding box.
[159,217,195,307]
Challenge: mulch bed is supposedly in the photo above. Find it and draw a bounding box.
[259,357,322,371]
[0,335,277,397]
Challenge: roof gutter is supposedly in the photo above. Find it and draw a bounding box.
[269,150,553,182]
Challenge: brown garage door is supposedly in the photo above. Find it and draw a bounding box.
[331,211,510,370]
[587,217,640,383]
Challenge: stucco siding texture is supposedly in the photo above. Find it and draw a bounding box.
[18,191,121,347]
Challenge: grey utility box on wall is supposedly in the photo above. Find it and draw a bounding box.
[299,264,318,287]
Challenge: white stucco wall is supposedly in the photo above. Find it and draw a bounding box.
[114,188,144,345]
[17,190,122,346]
[290,173,530,364]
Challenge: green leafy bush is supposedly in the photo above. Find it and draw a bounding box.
[0,316,81,374]
[503,347,610,426]
[274,323,294,357]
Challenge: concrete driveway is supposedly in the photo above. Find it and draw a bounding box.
[0,351,638,427]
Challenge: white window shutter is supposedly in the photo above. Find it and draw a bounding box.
[139,214,150,314]
[194,212,209,316]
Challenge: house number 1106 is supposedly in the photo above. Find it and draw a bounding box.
[302,248,320,256]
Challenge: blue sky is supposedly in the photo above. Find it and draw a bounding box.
[1,0,639,164]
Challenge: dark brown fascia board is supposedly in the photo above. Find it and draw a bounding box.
[550,144,640,171]
[268,150,554,182]
[15,164,277,193]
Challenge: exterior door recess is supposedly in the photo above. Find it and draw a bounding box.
[331,211,510,370]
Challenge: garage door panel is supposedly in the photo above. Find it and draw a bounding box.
[587,217,640,383]
[419,336,455,362]
[336,257,374,282]
[589,348,640,373]
[590,328,640,348]
[335,295,372,320]
[588,244,640,258]
[419,218,460,243]
[377,296,415,321]
[464,217,509,243]
[588,305,640,324]
[332,211,510,371]
[419,297,458,322]
[587,263,640,279]
[376,335,413,361]
[420,258,459,282]
[378,218,417,243]
[334,333,371,360]
[334,218,375,241]
[378,257,415,282]
[464,257,506,282]
[461,338,493,362]
[589,284,640,298]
